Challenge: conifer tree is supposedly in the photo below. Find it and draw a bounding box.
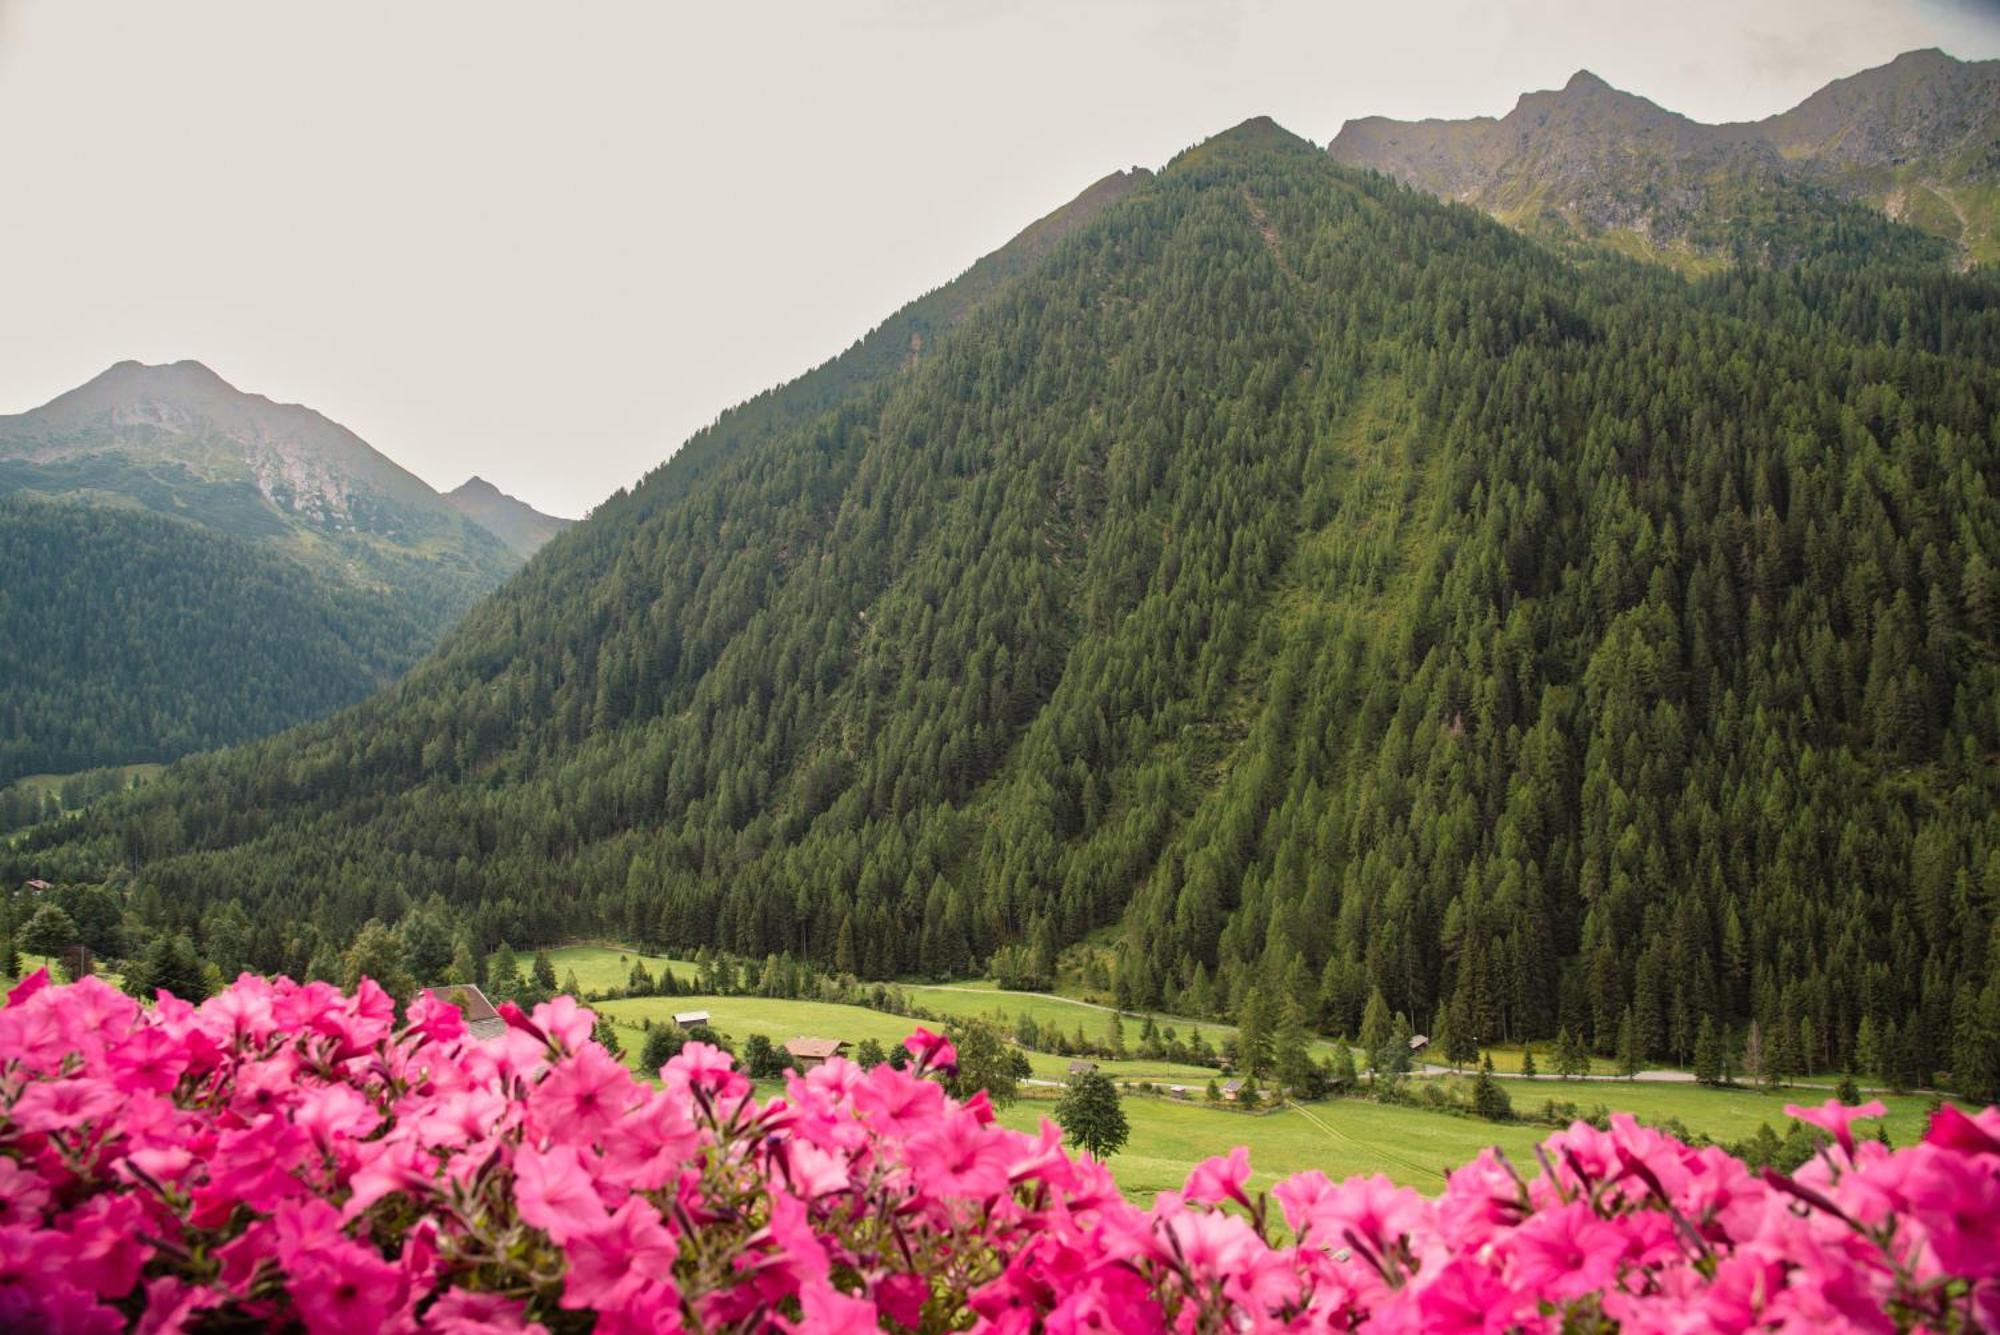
[486,943,521,1002]
[1274,994,1316,1098]
[1693,1015,1721,1086]
[1616,1006,1642,1079]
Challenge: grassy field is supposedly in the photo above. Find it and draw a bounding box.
[542,944,699,996]
[1463,1075,1945,1146]
[10,762,166,795]
[596,993,1219,1086]
[559,946,1949,1195]
[996,1091,1551,1198]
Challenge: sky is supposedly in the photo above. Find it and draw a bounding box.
[2,1,1996,518]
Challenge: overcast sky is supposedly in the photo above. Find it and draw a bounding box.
[2,1,1996,518]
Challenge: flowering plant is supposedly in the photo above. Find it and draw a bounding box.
[1,968,1995,1333]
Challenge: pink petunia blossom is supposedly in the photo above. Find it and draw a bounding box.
[513,1143,608,1244]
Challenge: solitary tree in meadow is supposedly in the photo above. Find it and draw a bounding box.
[1053,1072,1129,1160]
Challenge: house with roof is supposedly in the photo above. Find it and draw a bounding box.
[672,1010,711,1028]
[430,984,508,1041]
[784,1036,848,1070]
[1409,1034,1431,1054]
[1219,1077,1247,1101]
[1067,1059,1099,1077]
[21,879,51,894]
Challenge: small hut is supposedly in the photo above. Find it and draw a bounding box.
[672,1010,712,1029]
[784,1037,848,1071]
[431,984,508,1041]
[1067,1059,1099,1077]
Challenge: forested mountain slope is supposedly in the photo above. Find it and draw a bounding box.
[0,361,525,778]
[1331,49,2000,266]
[0,496,429,781]
[18,117,2000,1087]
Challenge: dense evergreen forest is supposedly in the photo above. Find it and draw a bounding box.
[0,496,426,782]
[12,118,2000,1094]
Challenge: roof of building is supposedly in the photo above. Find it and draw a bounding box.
[784,1037,848,1060]
[672,1011,711,1025]
[1068,1060,1099,1074]
[22,879,51,891]
[430,984,508,1041]
[1220,1077,1246,1092]
[1409,1034,1431,1049]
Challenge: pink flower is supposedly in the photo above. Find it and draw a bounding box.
[0,1159,50,1228]
[1409,1256,1532,1334]
[1786,1098,1889,1159]
[63,1193,152,1298]
[9,1076,122,1133]
[1504,1199,1627,1301]
[529,1044,640,1144]
[107,1025,191,1095]
[660,1041,747,1101]
[1183,1145,1252,1207]
[561,1197,679,1313]
[514,1143,607,1243]
[903,1027,957,1075]
[407,990,467,1045]
[908,1107,1014,1201]
[286,1236,404,1334]
[422,1290,551,1333]
[794,1281,878,1333]
[530,996,597,1051]
[1925,1103,2000,1156]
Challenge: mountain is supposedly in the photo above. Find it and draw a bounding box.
[1330,49,2000,266]
[0,360,524,780]
[445,477,572,557]
[16,119,2000,1093]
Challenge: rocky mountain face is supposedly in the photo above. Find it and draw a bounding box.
[445,476,572,558]
[1329,49,2000,265]
[0,360,521,616]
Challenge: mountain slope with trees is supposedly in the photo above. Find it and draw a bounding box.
[0,496,431,782]
[15,115,2000,1097]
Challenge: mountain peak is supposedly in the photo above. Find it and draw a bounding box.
[444,475,572,557]
[1563,69,1612,94]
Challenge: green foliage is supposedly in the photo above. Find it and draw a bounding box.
[17,904,77,960]
[342,919,415,1004]
[1472,1054,1513,1121]
[124,932,213,1003]
[945,1019,1022,1107]
[639,1023,729,1075]
[1053,1072,1131,1159]
[740,1034,793,1080]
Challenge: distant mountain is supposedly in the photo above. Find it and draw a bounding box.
[0,360,525,780]
[1330,49,2000,266]
[445,476,572,558]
